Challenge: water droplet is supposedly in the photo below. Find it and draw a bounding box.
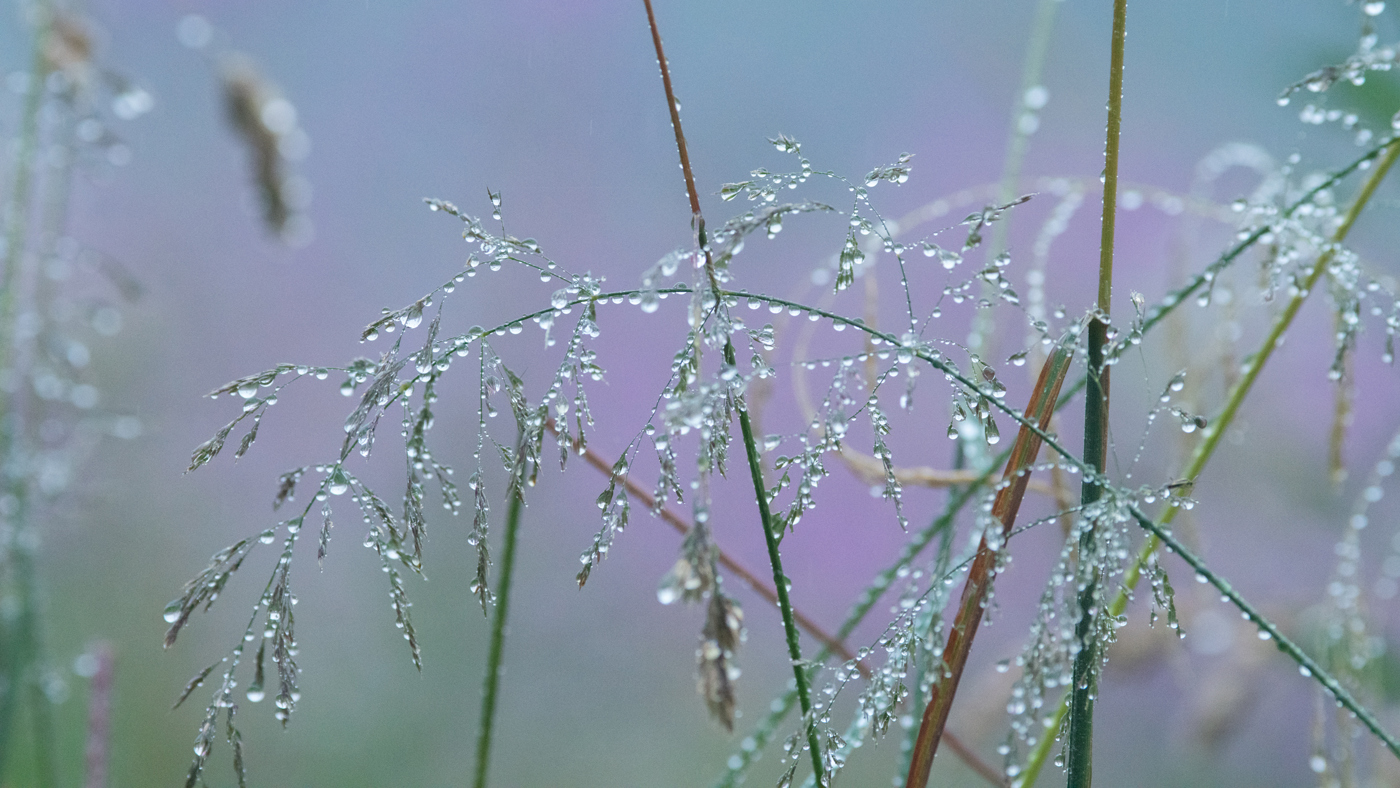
[163,599,183,623]
[328,468,350,496]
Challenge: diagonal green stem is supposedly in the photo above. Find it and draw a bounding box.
[1067,1,1128,784]
[1127,504,1400,760]
[727,341,826,784]
[473,441,526,788]
[1023,137,1400,787]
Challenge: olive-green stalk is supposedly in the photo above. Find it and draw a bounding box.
[1067,1,1127,784]
[641,0,825,780]
[473,453,526,788]
[728,340,827,784]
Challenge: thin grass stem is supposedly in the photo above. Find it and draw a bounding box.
[974,0,1061,359]
[1067,2,1128,783]
[641,0,823,780]
[0,5,57,782]
[472,439,527,788]
[1126,504,1400,760]
[728,338,827,783]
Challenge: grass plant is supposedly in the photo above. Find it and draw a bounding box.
[157,2,1400,787]
[0,3,149,786]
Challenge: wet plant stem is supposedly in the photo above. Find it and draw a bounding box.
[729,339,826,785]
[642,0,823,780]
[905,344,1074,788]
[1022,136,1400,788]
[714,453,1015,788]
[1067,1,1127,783]
[473,445,526,788]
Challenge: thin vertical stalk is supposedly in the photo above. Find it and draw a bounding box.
[1067,1,1127,784]
[641,0,824,781]
[473,444,526,788]
[990,0,1060,258]
[1022,137,1400,787]
[0,5,55,784]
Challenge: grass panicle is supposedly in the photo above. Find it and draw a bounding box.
[156,4,1400,788]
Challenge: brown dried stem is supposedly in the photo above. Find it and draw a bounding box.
[905,343,1074,788]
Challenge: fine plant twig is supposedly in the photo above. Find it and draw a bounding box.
[1021,136,1400,787]
[905,342,1074,788]
[1068,1,1127,783]
[473,436,527,788]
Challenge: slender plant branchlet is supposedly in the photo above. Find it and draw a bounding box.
[642,1,827,780]
[473,433,527,788]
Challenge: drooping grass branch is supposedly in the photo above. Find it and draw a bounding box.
[1067,1,1127,783]
[1021,136,1400,787]
[473,435,527,788]
[904,342,1074,788]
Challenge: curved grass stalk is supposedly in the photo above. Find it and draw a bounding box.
[1021,137,1400,787]
[472,437,527,788]
[1067,1,1128,783]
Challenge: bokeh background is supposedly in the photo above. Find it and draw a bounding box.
[4,1,1400,786]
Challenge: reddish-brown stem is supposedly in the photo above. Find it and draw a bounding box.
[905,344,1074,788]
[642,0,701,222]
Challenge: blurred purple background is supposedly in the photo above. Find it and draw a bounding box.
[5,1,1400,786]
